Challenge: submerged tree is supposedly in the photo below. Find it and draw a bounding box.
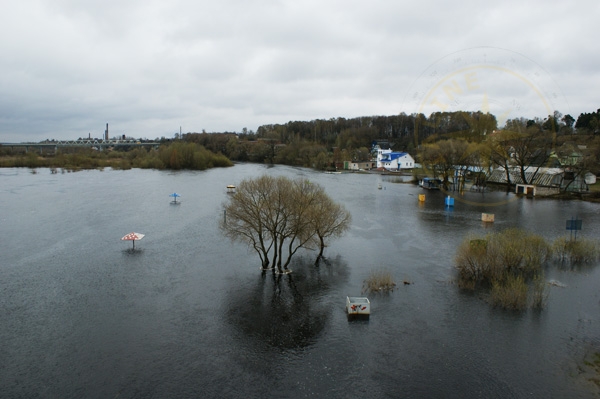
[220,175,351,273]
[418,138,469,189]
[309,192,352,264]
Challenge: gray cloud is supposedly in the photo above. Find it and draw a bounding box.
[1,0,597,142]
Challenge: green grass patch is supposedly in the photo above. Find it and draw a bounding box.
[588,183,600,193]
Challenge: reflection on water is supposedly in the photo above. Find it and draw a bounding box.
[226,256,349,350]
[0,165,599,398]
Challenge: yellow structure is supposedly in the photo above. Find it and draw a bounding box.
[482,213,495,222]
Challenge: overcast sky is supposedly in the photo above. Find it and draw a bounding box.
[1,0,598,142]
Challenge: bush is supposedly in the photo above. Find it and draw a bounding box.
[0,144,231,171]
[117,159,132,170]
[552,237,599,263]
[455,228,551,310]
[136,156,164,169]
[159,142,233,170]
[455,229,549,289]
[583,352,600,389]
[455,237,488,288]
[490,274,528,310]
[530,273,548,309]
[492,229,526,271]
[488,228,550,277]
[522,235,552,274]
[362,269,396,294]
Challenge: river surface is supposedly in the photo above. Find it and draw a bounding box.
[1,164,599,398]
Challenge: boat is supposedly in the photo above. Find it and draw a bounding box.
[420,177,442,190]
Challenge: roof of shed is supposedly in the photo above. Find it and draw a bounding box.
[487,167,563,186]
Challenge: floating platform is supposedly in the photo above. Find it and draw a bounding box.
[346,296,370,320]
[482,213,495,222]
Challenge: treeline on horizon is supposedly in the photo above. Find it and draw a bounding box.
[182,108,600,167]
[0,142,232,171]
[2,108,599,172]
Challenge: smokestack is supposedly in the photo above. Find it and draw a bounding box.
[105,123,109,141]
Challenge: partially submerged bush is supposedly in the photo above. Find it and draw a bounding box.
[490,274,528,310]
[455,238,488,288]
[489,228,550,277]
[530,273,549,310]
[362,269,396,294]
[455,229,550,288]
[552,237,599,264]
[583,352,600,389]
[455,228,551,310]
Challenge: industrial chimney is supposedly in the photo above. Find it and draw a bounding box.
[105,123,109,141]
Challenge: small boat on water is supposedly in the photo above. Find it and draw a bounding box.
[420,177,442,190]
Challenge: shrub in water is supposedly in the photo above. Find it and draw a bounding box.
[530,273,548,310]
[552,237,599,264]
[455,228,551,310]
[455,237,488,289]
[490,273,528,310]
[362,269,396,294]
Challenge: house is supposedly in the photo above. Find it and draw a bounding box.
[344,161,375,171]
[375,148,415,171]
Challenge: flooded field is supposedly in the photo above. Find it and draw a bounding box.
[1,164,599,398]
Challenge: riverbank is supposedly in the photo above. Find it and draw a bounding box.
[0,143,233,170]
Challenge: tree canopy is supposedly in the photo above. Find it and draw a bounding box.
[220,176,351,273]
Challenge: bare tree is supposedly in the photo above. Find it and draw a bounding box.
[221,175,350,273]
[509,127,554,185]
[221,176,274,269]
[272,178,319,271]
[462,141,493,191]
[487,129,519,186]
[419,139,469,190]
[310,192,351,265]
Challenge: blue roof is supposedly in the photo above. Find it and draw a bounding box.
[381,152,408,161]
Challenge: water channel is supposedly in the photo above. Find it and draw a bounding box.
[1,164,599,398]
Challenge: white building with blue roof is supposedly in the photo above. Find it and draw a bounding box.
[376,148,415,171]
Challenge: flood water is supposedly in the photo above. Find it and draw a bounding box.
[1,164,599,398]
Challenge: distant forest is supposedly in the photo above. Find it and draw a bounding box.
[179,108,600,168]
[3,108,599,176]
